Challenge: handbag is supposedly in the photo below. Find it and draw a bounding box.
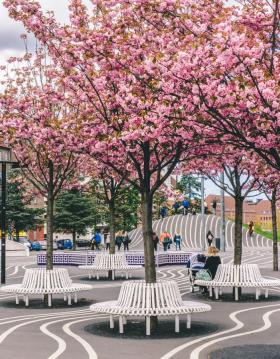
[195,269,212,281]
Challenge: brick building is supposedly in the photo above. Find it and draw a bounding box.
[205,194,280,231]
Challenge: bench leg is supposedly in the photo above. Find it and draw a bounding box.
[219,288,222,296]
[146,317,151,336]
[126,272,128,280]
[209,287,213,298]
[64,294,67,302]
[214,287,219,300]
[235,287,239,301]
[110,315,114,329]
[186,314,191,329]
[96,274,99,280]
[119,316,124,334]
[48,294,52,307]
[88,273,92,280]
[68,294,72,306]
[175,315,180,333]
[25,295,29,307]
[112,271,115,281]
[74,293,78,303]
[16,295,19,305]
[265,288,269,298]
[129,273,132,279]
[256,288,260,300]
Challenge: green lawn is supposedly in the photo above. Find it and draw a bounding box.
[243,224,280,241]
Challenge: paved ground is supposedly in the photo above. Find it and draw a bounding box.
[0,250,280,359]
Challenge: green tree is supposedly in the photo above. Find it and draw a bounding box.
[177,175,201,200]
[116,186,140,232]
[5,177,44,241]
[53,189,95,250]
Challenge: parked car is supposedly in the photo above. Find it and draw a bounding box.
[29,241,42,251]
[56,239,73,250]
[76,239,91,248]
[40,241,58,250]
[19,238,31,250]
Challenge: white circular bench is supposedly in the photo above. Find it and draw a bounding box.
[79,253,142,280]
[0,268,93,306]
[195,264,280,300]
[90,280,211,335]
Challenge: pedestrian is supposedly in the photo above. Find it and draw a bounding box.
[160,206,167,219]
[115,232,123,251]
[173,233,182,250]
[202,246,221,293]
[105,233,110,250]
[206,230,214,247]
[152,231,159,251]
[172,201,180,214]
[204,200,208,214]
[160,231,172,251]
[248,221,254,237]
[182,199,190,215]
[94,231,102,250]
[123,232,131,251]
[212,198,217,215]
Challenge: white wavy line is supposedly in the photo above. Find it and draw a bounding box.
[7,266,18,277]
[160,303,280,359]
[63,317,100,359]
[0,309,90,323]
[190,307,280,359]
[40,314,105,359]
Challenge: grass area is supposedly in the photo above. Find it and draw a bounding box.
[243,224,280,241]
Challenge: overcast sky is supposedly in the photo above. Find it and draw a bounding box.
[0,0,257,198]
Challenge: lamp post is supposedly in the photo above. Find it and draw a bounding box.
[220,171,226,252]
[201,176,206,251]
[0,146,17,284]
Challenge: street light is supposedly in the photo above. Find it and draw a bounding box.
[201,176,207,251]
[0,146,18,284]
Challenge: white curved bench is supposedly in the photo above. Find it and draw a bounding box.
[90,280,211,335]
[195,264,280,300]
[0,268,93,306]
[79,253,142,280]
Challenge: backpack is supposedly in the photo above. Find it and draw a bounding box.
[196,269,212,281]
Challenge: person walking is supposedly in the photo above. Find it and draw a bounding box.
[160,231,171,251]
[172,201,180,214]
[94,231,102,250]
[160,206,167,219]
[115,232,123,251]
[152,231,159,251]
[248,221,254,237]
[173,233,182,250]
[123,232,131,251]
[105,233,110,250]
[182,199,190,215]
[212,198,217,215]
[206,230,214,247]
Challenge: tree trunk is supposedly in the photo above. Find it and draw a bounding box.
[109,200,116,255]
[271,189,278,271]
[46,161,54,270]
[234,195,243,265]
[72,230,77,251]
[141,190,157,331]
[141,191,156,283]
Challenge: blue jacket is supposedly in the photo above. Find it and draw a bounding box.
[94,232,102,243]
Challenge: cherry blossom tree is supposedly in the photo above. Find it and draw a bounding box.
[3,0,212,296]
[0,51,87,269]
[183,149,261,264]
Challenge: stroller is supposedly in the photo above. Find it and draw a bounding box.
[186,253,207,292]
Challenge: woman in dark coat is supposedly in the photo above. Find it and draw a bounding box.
[204,246,221,279]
